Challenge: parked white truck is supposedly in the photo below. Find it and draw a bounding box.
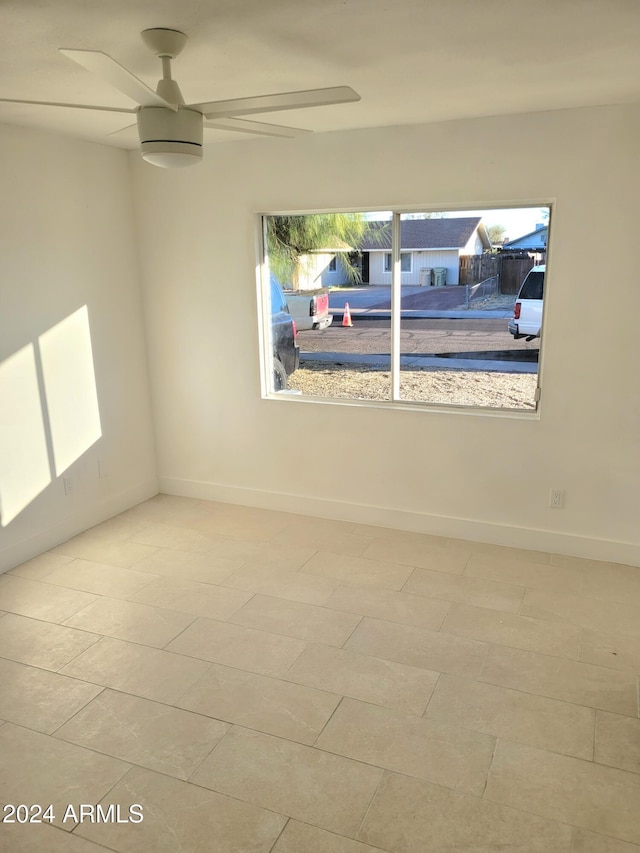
[508,264,545,341]
[281,285,333,331]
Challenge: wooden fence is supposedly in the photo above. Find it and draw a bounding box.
[459,254,498,285]
[459,252,547,294]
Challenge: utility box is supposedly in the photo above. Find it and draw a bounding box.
[434,267,447,287]
[420,267,433,286]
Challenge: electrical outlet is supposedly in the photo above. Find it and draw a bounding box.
[63,476,74,496]
[549,488,564,509]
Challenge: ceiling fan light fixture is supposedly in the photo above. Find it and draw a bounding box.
[141,143,202,168]
[137,106,203,168]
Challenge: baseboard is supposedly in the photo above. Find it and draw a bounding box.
[160,476,640,567]
[0,479,159,573]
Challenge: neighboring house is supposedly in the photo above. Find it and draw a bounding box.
[286,217,492,289]
[502,224,548,252]
[354,217,492,286]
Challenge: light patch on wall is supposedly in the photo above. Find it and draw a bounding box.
[39,305,102,476]
[0,344,51,526]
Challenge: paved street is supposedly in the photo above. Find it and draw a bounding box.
[298,316,539,358]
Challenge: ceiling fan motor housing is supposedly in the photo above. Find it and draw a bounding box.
[137,107,203,167]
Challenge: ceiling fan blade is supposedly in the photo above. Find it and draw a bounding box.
[203,117,311,138]
[0,97,136,114]
[107,123,138,138]
[191,86,360,119]
[60,49,177,111]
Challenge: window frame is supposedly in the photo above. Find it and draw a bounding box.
[258,204,552,417]
[384,251,412,273]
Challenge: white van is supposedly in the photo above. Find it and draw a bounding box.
[508,264,544,340]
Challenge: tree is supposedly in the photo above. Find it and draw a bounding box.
[266,213,368,287]
[486,223,507,246]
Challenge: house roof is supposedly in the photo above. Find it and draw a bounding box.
[503,225,548,250]
[360,217,486,250]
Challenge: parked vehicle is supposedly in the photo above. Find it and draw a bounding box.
[270,276,300,390]
[282,285,333,331]
[508,264,545,341]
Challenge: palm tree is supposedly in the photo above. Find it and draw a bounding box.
[266,213,368,287]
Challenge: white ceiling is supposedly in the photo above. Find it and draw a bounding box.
[2,0,639,149]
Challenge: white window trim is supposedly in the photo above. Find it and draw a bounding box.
[384,251,412,273]
[259,204,551,416]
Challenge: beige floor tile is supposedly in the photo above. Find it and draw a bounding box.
[441,602,580,658]
[229,594,361,646]
[177,662,340,744]
[0,723,130,830]
[52,535,158,568]
[480,645,638,716]
[403,567,524,612]
[60,637,211,703]
[362,537,470,574]
[273,820,386,853]
[189,505,293,542]
[0,822,111,852]
[55,688,229,779]
[8,551,73,580]
[223,563,341,605]
[581,561,640,607]
[206,538,318,570]
[425,674,595,759]
[323,584,450,631]
[484,740,640,846]
[83,513,150,541]
[521,588,640,640]
[595,712,640,775]
[0,575,98,624]
[345,617,488,678]
[301,552,414,591]
[464,553,582,595]
[118,494,202,525]
[458,540,552,565]
[75,765,287,852]
[0,658,102,734]
[572,828,640,852]
[358,771,573,853]
[316,698,495,795]
[273,521,372,557]
[0,612,99,670]
[132,547,243,584]
[286,643,439,716]
[131,576,252,620]
[62,596,195,647]
[166,617,306,677]
[580,628,640,672]
[130,521,225,553]
[41,559,158,600]
[191,727,383,837]
[351,525,448,548]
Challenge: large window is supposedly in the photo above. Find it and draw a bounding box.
[259,206,550,412]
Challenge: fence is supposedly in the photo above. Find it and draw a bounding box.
[465,275,499,308]
[459,252,547,294]
[499,255,542,294]
[459,254,498,285]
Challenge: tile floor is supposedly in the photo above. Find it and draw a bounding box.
[0,494,639,852]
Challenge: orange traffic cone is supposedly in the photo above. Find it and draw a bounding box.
[342,302,353,327]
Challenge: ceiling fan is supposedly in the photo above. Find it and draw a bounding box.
[0,28,360,168]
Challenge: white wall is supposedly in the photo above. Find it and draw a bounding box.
[132,104,640,565]
[0,125,158,571]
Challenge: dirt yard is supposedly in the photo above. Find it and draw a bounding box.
[287,362,538,409]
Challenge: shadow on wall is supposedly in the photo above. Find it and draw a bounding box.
[0,305,102,526]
